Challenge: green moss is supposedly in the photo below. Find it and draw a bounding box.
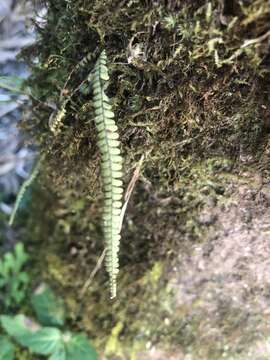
[23,0,269,199]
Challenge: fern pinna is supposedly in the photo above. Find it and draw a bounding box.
[92,50,123,299]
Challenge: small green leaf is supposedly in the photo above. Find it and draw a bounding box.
[65,333,98,360]
[0,315,61,355]
[31,284,66,327]
[0,243,29,308]
[48,333,98,360]
[0,336,14,360]
[0,316,98,359]
[20,328,62,355]
[49,346,66,360]
[0,314,40,338]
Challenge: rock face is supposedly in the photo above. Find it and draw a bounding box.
[168,171,270,359]
[23,0,270,359]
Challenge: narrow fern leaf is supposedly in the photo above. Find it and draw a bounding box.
[9,155,44,226]
[48,102,67,135]
[92,50,123,299]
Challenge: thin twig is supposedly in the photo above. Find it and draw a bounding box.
[79,248,106,299]
[119,154,145,231]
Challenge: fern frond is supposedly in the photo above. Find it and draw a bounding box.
[9,155,44,226]
[50,52,97,135]
[48,102,67,135]
[92,50,123,299]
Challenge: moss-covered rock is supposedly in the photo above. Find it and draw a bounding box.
[21,0,270,358]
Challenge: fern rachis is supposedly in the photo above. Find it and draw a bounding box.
[92,51,123,298]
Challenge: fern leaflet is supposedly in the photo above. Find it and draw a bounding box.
[92,50,123,299]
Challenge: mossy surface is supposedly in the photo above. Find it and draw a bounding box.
[20,0,270,358]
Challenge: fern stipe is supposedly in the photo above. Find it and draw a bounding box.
[9,156,44,226]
